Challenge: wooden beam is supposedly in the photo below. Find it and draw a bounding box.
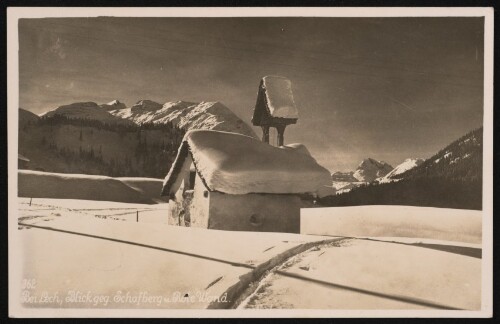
[276,125,286,146]
[261,126,270,143]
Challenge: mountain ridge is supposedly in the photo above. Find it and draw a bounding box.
[331,157,395,193]
[36,99,257,138]
[41,102,134,126]
[111,100,258,138]
[376,158,424,184]
[322,127,483,210]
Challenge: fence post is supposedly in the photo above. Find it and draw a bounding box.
[136,210,139,223]
[29,198,32,206]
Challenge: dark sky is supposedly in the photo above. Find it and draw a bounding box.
[18,17,484,171]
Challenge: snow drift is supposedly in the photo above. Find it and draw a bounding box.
[18,170,166,204]
[301,205,482,244]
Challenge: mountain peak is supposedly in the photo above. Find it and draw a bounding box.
[354,158,393,182]
[359,158,391,168]
[100,100,126,111]
[130,100,162,112]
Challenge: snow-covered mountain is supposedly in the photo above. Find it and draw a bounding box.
[41,102,134,126]
[111,100,258,138]
[38,99,257,138]
[129,99,163,112]
[391,128,483,181]
[331,158,394,194]
[100,100,126,111]
[376,158,424,184]
[323,128,483,210]
[430,133,480,167]
[352,158,393,182]
[331,171,358,182]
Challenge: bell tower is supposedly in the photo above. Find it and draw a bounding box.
[251,76,298,146]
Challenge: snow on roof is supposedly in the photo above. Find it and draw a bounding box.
[262,76,298,119]
[279,143,312,156]
[162,130,331,196]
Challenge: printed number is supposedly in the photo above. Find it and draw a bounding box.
[21,279,36,290]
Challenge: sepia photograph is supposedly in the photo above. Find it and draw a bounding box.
[7,7,493,318]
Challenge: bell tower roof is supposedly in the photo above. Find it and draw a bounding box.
[252,75,299,126]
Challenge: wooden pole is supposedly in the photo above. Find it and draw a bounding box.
[136,210,139,222]
[276,125,286,147]
[261,126,270,143]
[29,198,32,206]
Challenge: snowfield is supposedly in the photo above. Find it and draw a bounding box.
[18,170,167,204]
[301,205,481,244]
[14,196,482,311]
[331,181,365,193]
[18,197,170,223]
[241,238,480,310]
[16,197,330,309]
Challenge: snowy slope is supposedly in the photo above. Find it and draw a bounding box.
[376,158,424,183]
[42,102,134,125]
[244,237,480,310]
[331,171,358,182]
[18,170,166,204]
[301,205,481,244]
[111,100,258,138]
[331,181,366,194]
[429,132,480,167]
[129,99,163,112]
[15,200,330,310]
[391,128,483,181]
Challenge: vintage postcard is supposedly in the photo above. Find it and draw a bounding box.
[8,7,493,318]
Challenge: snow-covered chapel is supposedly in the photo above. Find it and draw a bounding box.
[161,76,332,233]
